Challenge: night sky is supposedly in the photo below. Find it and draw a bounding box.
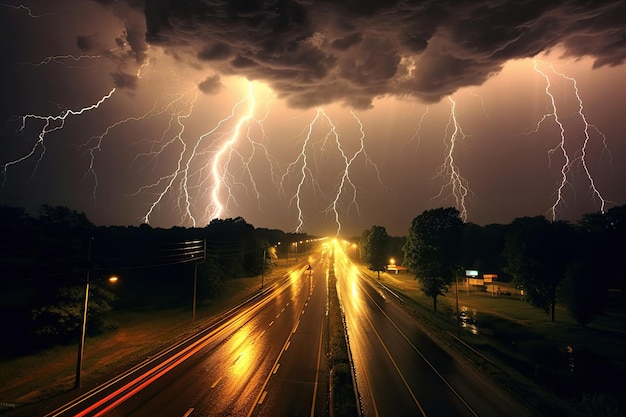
[1,0,625,237]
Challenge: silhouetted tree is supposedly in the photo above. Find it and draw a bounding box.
[363,225,390,279]
[563,259,607,327]
[31,281,115,345]
[461,223,508,278]
[403,207,464,311]
[503,216,574,321]
[579,205,626,300]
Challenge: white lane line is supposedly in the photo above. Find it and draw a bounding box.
[309,315,325,417]
[358,277,478,417]
[210,376,223,388]
[182,408,194,417]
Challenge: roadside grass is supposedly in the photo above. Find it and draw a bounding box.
[363,269,626,417]
[0,269,285,409]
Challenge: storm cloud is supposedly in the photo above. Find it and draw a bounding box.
[124,0,626,109]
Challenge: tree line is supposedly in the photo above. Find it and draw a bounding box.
[359,205,626,325]
[0,204,306,357]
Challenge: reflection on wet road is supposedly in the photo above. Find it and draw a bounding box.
[333,242,531,417]
[48,251,329,417]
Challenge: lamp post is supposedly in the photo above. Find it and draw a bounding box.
[455,270,461,339]
[75,238,119,389]
[74,238,92,390]
[261,248,266,289]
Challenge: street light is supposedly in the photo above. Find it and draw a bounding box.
[455,270,461,339]
[75,238,119,389]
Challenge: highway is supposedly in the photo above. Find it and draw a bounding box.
[333,243,532,417]
[42,250,330,417]
[36,240,535,417]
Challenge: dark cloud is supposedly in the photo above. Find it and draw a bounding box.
[198,42,232,61]
[331,33,363,51]
[76,34,104,52]
[110,71,138,89]
[115,0,626,108]
[198,74,223,94]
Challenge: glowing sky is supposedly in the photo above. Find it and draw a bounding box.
[1,0,625,237]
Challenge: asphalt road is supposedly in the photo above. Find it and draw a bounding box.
[23,240,534,417]
[333,244,534,417]
[40,251,329,417]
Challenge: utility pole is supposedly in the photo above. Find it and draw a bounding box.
[75,238,92,390]
[455,271,461,339]
[261,248,266,289]
[192,239,206,323]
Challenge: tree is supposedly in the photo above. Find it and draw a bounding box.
[503,216,573,321]
[460,222,508,277]
[563,260,607,327]
[362,226,390,279]
[31,281,115,345]
[403,208,464,311]
[579,205,626,300]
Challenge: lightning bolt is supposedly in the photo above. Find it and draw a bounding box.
[404,105,430,151]
[280,107,385,235]
[2,88,117,184]
[0,3,46,18]
[20,54,103,68]
[530,59,611,220]
[207,83,257,221]
[2,14,384,234]
[137,89,201,226]
[134,80,281,227]
[281,108,324,232]
[431,96,471,222]
[325,110,363,236]
[80,89,194,205]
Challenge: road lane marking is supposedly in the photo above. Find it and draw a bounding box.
[357,277,478,417]
[361,311,427,416]
[309,315,325,417]
[269,320,274,327]
[182,408,194,417]
[210,376,223,388]
[50,268,304,417]
[246,294,313,417]
[273,363,281,374]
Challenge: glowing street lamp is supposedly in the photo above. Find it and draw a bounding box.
[75,236,122,390]
[75,267,118,389]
